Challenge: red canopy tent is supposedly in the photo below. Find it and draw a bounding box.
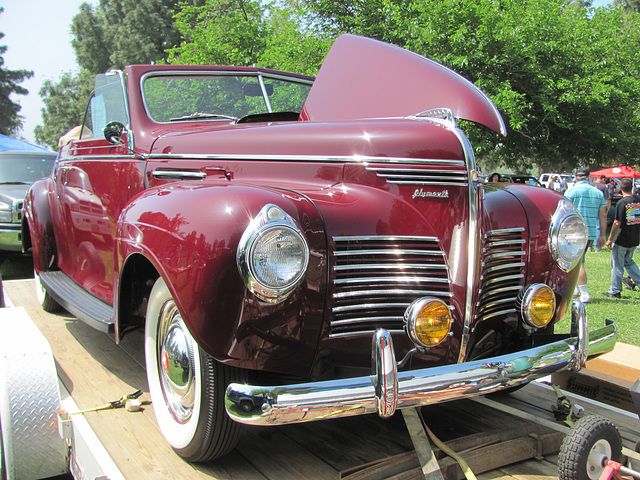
[589,165,640,179]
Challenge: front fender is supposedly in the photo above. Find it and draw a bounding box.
[116,183,327,377]
[23,178,57,272]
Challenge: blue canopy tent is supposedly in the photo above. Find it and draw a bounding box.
[0,134,50,152]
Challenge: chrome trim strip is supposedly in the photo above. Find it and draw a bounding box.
[226,307,616,426]
[334,263,448,271]
[333,289,453,299]
[481,274,524,288]
[334,277,450,286]
[333,249,444,257]
[152,170,207,179]
[332,316,404,326]
[484,239,526,248]
[481,262,525,275]
[335,235,440,242]
[329,329,406,339]
[478,308,518,321]
[147,152,467,166]
[484,227,525,237]
[454,127,478,364]
[332,303,409,312]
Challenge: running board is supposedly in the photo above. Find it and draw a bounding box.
[39,271,114,334]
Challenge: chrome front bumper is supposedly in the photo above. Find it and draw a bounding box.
[225,301,617,426]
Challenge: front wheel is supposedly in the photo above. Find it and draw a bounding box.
[145,277,243,462]
[558,415,623,480]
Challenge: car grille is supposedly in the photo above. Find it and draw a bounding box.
[365,164,468,186]
[477,228,526,321]
[330,236,452,338]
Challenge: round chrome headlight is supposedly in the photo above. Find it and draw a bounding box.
[549,200,588,272]
[237,205,309,303]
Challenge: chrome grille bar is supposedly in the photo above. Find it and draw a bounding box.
[331,236,451,338]
[477,228,526,321]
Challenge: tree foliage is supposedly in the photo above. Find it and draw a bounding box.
[34,71,94,148]
[71,0,204,74]
[167,0,331,76]
[303,0,640,172]
[37,0,640,171]
[0,9,34,137]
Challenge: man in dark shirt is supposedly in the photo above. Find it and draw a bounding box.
[603,177,640,298]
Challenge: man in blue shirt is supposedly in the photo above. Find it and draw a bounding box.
[564,167,607,303]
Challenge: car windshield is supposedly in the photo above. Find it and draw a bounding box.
[142,73,313,123]
[0,153,56,184]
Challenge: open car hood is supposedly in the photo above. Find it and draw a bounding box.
[301,35,506,135]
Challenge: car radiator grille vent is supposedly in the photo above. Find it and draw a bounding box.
[331,236,451,338]
[366,164,468,186]
[477,228,526,321]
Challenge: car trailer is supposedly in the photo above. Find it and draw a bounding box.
[1,278,640,480]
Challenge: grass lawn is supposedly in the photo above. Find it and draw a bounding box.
[557,249,640,346]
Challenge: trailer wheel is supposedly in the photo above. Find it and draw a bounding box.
[34,270,61,313]
[145,277,243,462]
[558,415,622,480]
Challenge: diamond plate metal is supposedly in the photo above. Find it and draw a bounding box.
[0,307,68,479]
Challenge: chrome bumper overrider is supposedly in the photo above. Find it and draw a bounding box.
[225,301,617,426]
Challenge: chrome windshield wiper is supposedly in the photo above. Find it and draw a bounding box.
[169,112,238,122]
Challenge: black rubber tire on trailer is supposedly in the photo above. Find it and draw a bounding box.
[145,277,244,462]
[34,270,62,313]
[558,415,623,480]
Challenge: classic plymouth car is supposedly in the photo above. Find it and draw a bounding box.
[23,34,617,462]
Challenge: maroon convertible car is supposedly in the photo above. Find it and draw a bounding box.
[23,34,616,461]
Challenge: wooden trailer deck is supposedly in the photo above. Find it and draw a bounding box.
[3,278,639,480]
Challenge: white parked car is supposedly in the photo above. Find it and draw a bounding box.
[539,173,574,191]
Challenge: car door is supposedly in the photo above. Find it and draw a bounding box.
[53,71,143,304]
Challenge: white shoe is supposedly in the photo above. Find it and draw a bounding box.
[580,293,591,303]
[573,289,579,298]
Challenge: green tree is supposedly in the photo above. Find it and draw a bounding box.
[34,71,94,149]
[304,0,640,172]
[72,0,204,73]
[168,0,331,75]
[0,9,34,136]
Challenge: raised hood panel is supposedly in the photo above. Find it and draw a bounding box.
[301,35,506,135]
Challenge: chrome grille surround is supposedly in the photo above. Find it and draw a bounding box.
[331,236,452,338]
[366,160,468,186]
[477,228,527,321]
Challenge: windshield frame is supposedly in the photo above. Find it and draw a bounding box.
[140,70,314,125]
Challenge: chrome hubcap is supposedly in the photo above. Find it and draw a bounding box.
[157,300,196,423]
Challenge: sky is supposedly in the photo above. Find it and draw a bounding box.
[0,0,614,146]
[1,0,95,145]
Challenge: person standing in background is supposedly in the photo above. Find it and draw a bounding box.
[564,167,607,303]
[594,175,611,252]
[603,178,640,298]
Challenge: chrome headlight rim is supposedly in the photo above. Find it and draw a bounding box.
[404,297,452,349]
[549,199,588,272]
[237,204,310,304]
[519,283,556,329]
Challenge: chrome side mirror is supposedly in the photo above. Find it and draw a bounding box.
[104,121,125,145]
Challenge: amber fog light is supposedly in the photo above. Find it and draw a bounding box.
[520,284,556,328]
[404,297,452,348]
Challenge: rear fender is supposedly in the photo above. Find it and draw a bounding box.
[23,178,58,272]
[116,183,327,377]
